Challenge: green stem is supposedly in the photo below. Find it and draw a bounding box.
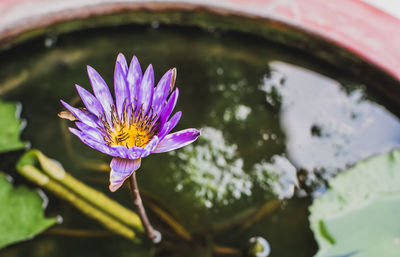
[35,150,143,231]
[16,150,145,241]
[19,165,137,240]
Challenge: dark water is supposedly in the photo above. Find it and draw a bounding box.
[1,25,400,257]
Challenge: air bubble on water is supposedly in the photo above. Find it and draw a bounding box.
[216,83,225,91]
[176,183,183,191]
[152,230,162,244]
[248,236,271,257]
[56,215,63,224]
[44,35,57,48]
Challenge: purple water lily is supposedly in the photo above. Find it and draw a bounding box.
[61,53,200,192]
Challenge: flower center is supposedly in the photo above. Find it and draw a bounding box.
[102,105,158,148]
[110,123,152,148]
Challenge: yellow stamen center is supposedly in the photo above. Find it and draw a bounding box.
[102,105,158,148]
[110,123,152,148]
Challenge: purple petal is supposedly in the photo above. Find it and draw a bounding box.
[108,145,133,159]
[116,53,128,75]
[61,100,98,128]
[124,146,146,159]
[114,62,130,119]
[127,56,142,108]
[158,88,179,128]
[153,128,200,153]
[69,128,119,157]
[105,145,147,159]
[70,128,141,161]
[87,65,114,122]
[141,135,159,158]
[81,109,103,128]
[136,64,154,116]
[109,157,141,192]
[75,122,105,143]
[151,69,172,118]
[157,111,182,141]
[75,85,104,118]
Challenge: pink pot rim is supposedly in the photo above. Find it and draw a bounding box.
[0,0,399,84]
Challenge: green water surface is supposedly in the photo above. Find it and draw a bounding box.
[1,25,400,257]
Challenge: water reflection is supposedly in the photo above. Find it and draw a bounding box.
[261,62,400,188]
[253,155,298,200]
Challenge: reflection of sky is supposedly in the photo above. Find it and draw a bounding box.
[261,62,400,178]
[253,155,298,200]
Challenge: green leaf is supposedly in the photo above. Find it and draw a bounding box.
[0,100,28,153]
[0,172,57,249]
[309,150,400,257]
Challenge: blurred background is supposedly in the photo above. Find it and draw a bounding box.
[0,1,400,257]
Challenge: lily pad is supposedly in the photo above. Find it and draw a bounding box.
[309,150,400,257]
[0,100,28,153]
[0,172,57,249]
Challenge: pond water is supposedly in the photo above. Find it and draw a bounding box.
[1,24,400,257]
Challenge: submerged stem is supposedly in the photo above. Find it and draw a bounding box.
[129,172,161,243]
